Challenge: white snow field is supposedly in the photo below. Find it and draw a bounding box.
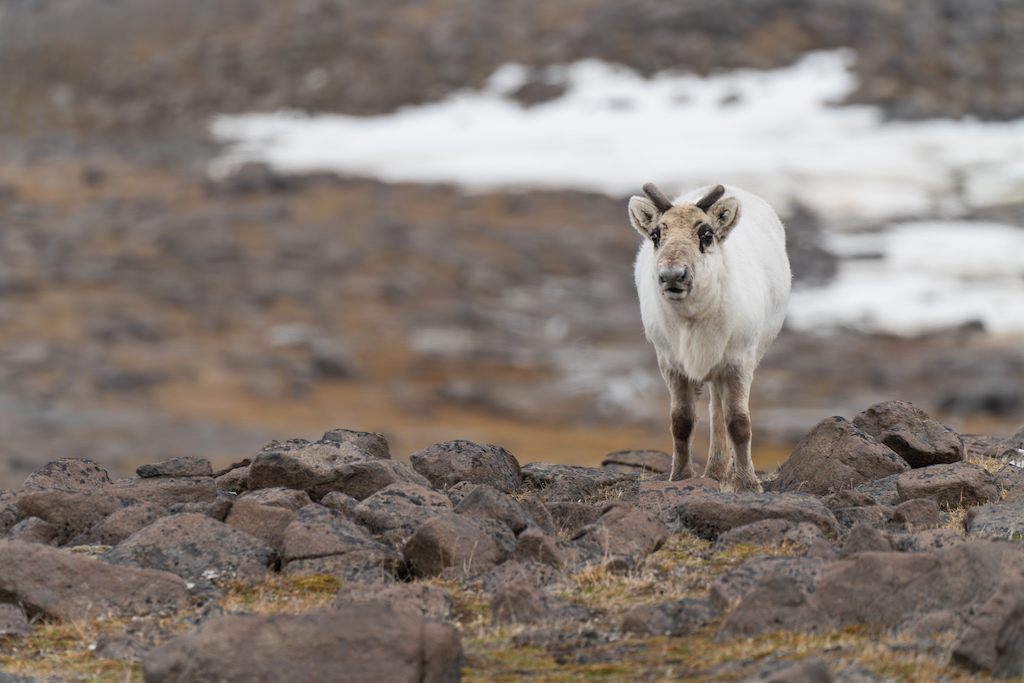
[210,50,1024,334]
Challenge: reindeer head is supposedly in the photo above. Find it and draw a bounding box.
[628,183,741,302]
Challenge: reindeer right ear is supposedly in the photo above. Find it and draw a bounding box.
[628,195,660,238]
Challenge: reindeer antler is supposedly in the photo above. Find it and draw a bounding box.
[695,185,725,212]
[642,182,674,213]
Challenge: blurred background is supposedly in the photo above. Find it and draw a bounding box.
[1,0,1023,489]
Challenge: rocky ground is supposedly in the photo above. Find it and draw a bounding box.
[1,399,1024,681]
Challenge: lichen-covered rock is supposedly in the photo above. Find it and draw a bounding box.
[600,449,672,475]
[853,400,965,468]
[716,573,834,640]
[321,428,392,460]
[896,462,1001,510]
[334,581,455,621]
[19,458,112,494]
[249,439,429,501]
[402,513,513,578]
[671,490,839,542]
[769,417,909,496]
[410,441,522,494]
[453,484,531,534]
[224,498,297,551]
[137,456,213,478]
[963,503,1024,540]
[490,582,591,626]
[572,505,668,563]
[16,490,123,545]
[353,483,453,548]
[280,504,403,576]
[142,603,464,683]
[65,502,168,547]
[622,597,720,636]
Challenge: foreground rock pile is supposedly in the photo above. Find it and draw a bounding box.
[2,399,1024,681]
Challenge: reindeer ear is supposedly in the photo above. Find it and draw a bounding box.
[628,195,660,238]
[707,197,741,240]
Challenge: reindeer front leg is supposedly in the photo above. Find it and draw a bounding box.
[705,381,732,485]
[663,363,701,481]
[720,366,761,493]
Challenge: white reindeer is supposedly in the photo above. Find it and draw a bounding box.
[628,183,791,492]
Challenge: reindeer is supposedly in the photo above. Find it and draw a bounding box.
[628,183,791,492]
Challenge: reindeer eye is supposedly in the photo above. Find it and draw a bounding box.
[698,225,714,252]
[651,226,663,249]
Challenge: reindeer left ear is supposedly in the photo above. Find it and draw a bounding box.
[707,197,741,241]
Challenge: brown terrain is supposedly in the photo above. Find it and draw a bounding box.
[0,0,1022,489]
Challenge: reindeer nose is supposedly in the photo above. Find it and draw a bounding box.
[658,265,689,292]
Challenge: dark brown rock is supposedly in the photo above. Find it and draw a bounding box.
[813,540,1024,629]
[993,598,1024,679]
[963,503,1024,540]
[0,540,189,620]
[716,573,834,640]
[519,497,556,535]
[95,632,151,661]
[513,527,583,570]
[6,517,59,545]
[137,456,213,478]
[65,502,168,547]
[891,498,941,529]
[224,498,296,551]
[281,556,397,583]
[709,555,835,612]
[831,505,893,532]
[334,581,455,621]
[402,513,512,578]
[0,492,17,536]
[896,462,1001,510]
[453,484,530,534]
[853,400,965,468]
[490,582,591,626]
[19,458,112,494]
[839,523,893,558]
[572,505,668,562]
[951,573,1024,673]
[635,479,721,529]
[711,519,829,553]
[319,490,359,515]
[142,603,464,683]
[410,440,522,494]
[249,439,430,501]
[601,449,672,475]
[239,486,312,511]
[671,491,839,542]
[16,490,123,545]
[353,483,452,548]
[0,603,30,636]
[321,428,391,460]
[891,528,966,553]
[101,513,277,581]
[621,597,719,636]
[214,466,249,493]
[476,561,568,594]
[748,658,835,683]
[823,490,876,511]
[546,501,603,536]
[280,504,402,575]
[110,476,218,506]
[769,417,909,496]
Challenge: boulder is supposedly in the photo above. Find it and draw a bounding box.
[519,462,637,501]
[16,490,123,545]
[0,492,17,536]
[813,539,1024,629]
[453,484,531,534]
[353,483,453,548]
[769,417,909,496]
[951,573,1024,673]
[411,441,522,494]
[890,528,965,553]
[671,491,839,541]
[0,603,30,636]
[490,582,591,626]
[572,505,668,562]
[513,527,583,570]
[475,561,568,594]
[963,503,1024,540]
[137,456,213,478]
[896,462,1001,510]
[890,498,941,529]
[110,476,218,506]
[0,540,189,620]
[334,581,455,621]
[319,490,359,515]
[214,466,249,493]
[823,490,876,511]
[994,600,1024,679]
[403,513,513,578]
[831,505,892,533]
[6,517,59,546]
[709,555,835,612]
[545,501,603,536]
[621,597,720,636]
[280,504,403,576]
[224,498,296,551]
[716,573,834,640]
[635,479,721,529]
[744,658,835,683]
[519,498,557,535]
[101,513,277,581]
[142,603,464,683]
[853,474,902,506]
[852,400,965,468]
[600,449,672,475]
[711,519,829,553]
[94,632,151,662]
[66,502,168,547]
[839,523,893,558]
[249,439,430,501]
[321,428,392,460]
[19,458,112,494]
[239,486,312,511]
